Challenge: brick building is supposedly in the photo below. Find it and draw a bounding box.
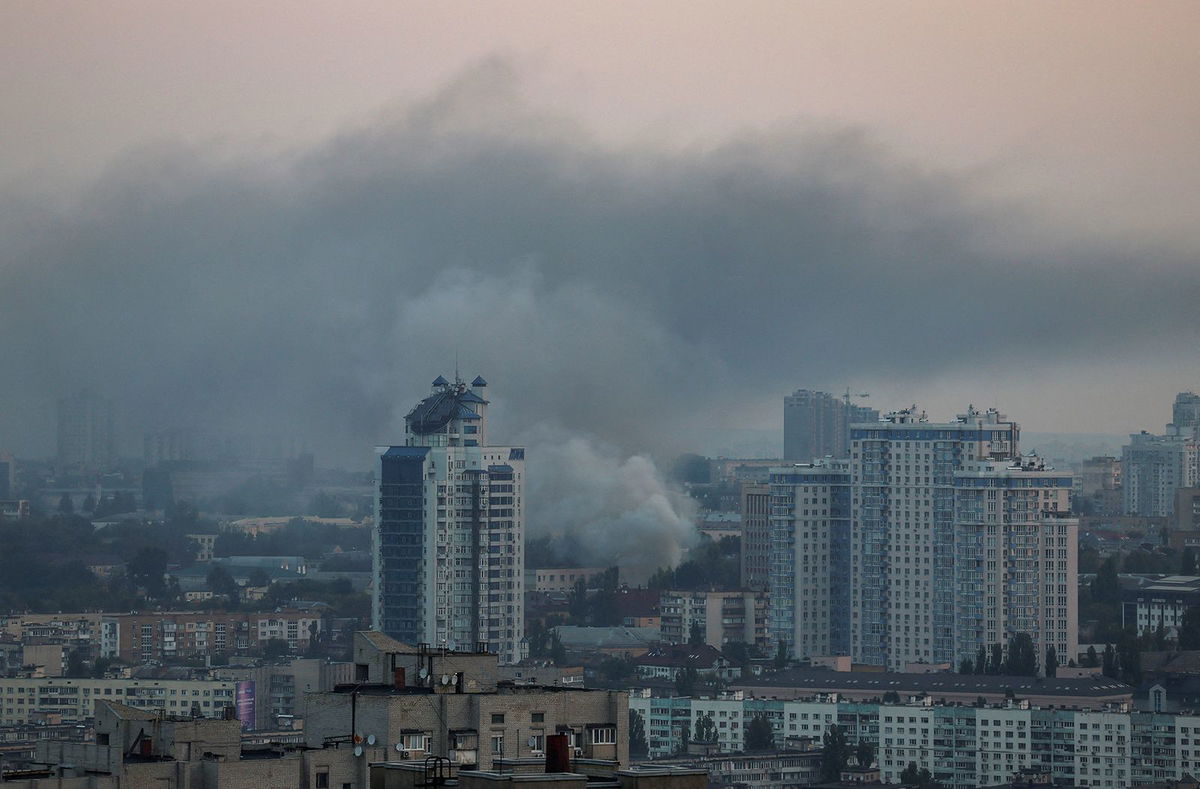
[107,611,324,663]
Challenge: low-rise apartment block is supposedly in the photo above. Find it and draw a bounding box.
[107,610,323,662]
[630,688,1200,788]
[658,590,769,651]
[0,676,237,725]
[0,615,107,656]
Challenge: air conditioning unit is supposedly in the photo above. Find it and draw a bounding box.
[573,747,583,757]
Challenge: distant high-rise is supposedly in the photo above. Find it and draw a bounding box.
[0,452,14,499]
[1122,426,1199,518]
[56,391,115,471]
[1079,455,1123,516]
[783,389,877,462]
[374,375,525,663]
[1174,392,1200,430]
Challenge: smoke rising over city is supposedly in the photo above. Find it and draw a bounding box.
[1,62,1199,565]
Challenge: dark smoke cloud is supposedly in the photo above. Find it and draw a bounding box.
[1,60,1198,566]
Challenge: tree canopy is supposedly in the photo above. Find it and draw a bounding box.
[745,714,775,751]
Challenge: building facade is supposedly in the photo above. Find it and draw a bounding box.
[374,376,525,663]
[766,461,851,660]
[215,658,353,730]
[630,689,1200,789]
[1123,426,1199,517]
[0,677,237,725]
[952,458,1078,672]
[658,590,769,651]
[104,611,323,663]
[1172,488,1200,551]
[739,484,771,592]
[1122,576,1200,635]
[305,633,626,768]
[851,407,1019,669]
[847,407,1076,672]
[782,389,877,463]
[528,568,607,594]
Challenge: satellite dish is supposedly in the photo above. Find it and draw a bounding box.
[395,743,405,752]
[367,734,376,746]
[441,674,451,685]
[528,736,538,747]
[418,668,429,679]
[354,745,364,757]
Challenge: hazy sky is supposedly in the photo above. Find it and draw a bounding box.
[2,1,1199,466]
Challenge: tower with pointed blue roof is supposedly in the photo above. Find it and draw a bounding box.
[374,375,525,664]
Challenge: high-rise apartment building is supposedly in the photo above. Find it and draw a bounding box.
[56,390,115,470]
[951,457,1077,668]
[851,407,1018,668]
[766,460,851,659]
[1122,426,1199,517]
[374,375,525,663]
[841,406,1075,672]
[782,389,878,462]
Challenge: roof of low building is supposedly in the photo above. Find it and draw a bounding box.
[552,626,659,649]
[97,699,157,720]
[359,631,414,653]
[636,644,727,668]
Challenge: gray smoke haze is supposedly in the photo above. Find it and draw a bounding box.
[2,60,1198,567]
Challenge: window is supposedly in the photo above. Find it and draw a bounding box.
[491,713,505,725]
[590,727,616,745]
[316,771,329,789]
[530,734,544,753]
[532,712,544,723]
[491,735,504,753]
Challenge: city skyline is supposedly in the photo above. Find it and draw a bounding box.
[4,6,1200,786]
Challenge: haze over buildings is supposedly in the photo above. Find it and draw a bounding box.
[1,5,1199,488]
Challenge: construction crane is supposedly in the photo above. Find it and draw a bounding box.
[843,387,870,406]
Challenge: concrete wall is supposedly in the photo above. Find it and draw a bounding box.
[0,775,118,789]
[305,688,629,768]
[22,645,67,677]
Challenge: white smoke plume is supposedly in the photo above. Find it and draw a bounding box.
[524,427,698,580]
